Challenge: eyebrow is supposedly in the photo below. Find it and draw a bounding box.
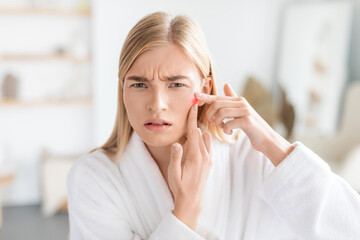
[126,75,189,82]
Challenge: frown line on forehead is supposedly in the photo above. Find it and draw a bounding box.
[125,75,190,82]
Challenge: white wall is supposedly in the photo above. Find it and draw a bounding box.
[0,11,93,206]
[92,0,289,146]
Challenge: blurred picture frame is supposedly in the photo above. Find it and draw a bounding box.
[276,1,353,137]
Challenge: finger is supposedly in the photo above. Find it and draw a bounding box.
[206,100,245,123]
[195,92,237,104]
[213,107,250,127]
[187,104,199,149]
[222,118,250,135]
[197,128,207,155]
[169,143,183,182]
[188,104,198,131]
[202,132,212,154]
[224,82,238,97]
[177,135,188,163]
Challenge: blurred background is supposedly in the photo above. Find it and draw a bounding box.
[0,0,359,239]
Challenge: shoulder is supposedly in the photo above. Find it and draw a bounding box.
[67,150,135,232]
[67,149,121,196]
[68,149,115,179]
[67,149,133,214]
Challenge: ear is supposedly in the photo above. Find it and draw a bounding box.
[199,76,213,106]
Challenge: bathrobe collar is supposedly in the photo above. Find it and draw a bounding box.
[118,131,174,233]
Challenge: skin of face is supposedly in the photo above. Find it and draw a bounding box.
[123,43,209,149]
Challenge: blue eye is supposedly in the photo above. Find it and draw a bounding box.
[131,83,146,88]
[170,83,184,88]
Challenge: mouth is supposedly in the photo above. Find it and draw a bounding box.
[144,119,172,131]
[144,119,172,126]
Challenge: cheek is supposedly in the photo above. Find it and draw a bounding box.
[123,92,139,119]
[174,92,197,109]
[123,92,130,111]
[191,94,198,105]
[173,93,196,123]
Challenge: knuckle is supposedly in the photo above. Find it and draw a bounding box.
[193,157,202,166]
[238,96,246,102]
[217,108,225,117]
[178,187,186,196]
[235,100,242,106]
[243,107,251,116]
[214,101,222,109]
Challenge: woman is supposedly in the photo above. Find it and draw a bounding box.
[67,12,360,239]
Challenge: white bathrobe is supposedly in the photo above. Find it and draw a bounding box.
[67,131,360,240]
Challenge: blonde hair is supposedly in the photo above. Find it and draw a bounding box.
[89,12,234,162]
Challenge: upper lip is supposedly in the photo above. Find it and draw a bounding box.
[144,118,172,125]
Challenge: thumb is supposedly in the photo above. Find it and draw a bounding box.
[169,143,183,182]
[224,82,238,97]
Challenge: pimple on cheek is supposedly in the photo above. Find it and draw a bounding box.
[191,93,198,105]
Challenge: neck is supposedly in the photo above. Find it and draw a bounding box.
[145,144,172,172]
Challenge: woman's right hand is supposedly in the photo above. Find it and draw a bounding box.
[168,103,213,231]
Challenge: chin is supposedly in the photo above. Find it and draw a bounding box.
[136,129,183,147]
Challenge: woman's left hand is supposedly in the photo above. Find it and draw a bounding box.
[195,83,294,167]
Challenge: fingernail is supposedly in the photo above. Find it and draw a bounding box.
[193,104,198,112]
[196,92,203,97]
[172,144,180,152]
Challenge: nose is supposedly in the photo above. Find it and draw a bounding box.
[146,88,167,113]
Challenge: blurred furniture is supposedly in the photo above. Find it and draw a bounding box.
[296,81,360,191]
[242,76,295,139]
[0,174,14,229]
[40,150,78,216]
[242,77,278,127]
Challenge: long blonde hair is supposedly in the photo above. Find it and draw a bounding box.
[89,12,233,162]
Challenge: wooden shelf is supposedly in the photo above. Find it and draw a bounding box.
[0,8,91,17]
[0,98,92,106]
[0,54,91,63]
[0,7,92,109]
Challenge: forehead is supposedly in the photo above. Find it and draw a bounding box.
[126,43,201,79]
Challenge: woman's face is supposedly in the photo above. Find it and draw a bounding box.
[123,43,209,147]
